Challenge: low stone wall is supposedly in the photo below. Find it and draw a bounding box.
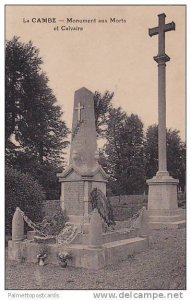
[42,192,185,221]
[177,192,186,208]
[108,194,148,205]
[108,195,148,221]
[42,194,148,221]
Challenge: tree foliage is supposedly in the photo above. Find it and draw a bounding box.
[94,91,114,137]
[5,166,45,234]
[6,36,69,166]
[103,108,145,195]
[98,104,186,195]
[5,36,42,142]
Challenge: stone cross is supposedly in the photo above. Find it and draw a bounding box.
[149,13,175,175]
[146,14,183,228]
[75,102,84,121]
[149,13,175,56]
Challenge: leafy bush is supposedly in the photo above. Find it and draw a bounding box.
[5,166,46,234]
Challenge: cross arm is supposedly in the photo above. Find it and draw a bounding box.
[149,26,159,37]
[149,21,175,37]
[164,21,175,32]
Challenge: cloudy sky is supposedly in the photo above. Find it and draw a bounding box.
[6,5,186,140]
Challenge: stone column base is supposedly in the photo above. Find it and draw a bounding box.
[147,174,186,229]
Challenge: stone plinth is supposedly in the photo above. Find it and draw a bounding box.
[147,174,185,229]
[58,164,108,227]
[147,174,178,210]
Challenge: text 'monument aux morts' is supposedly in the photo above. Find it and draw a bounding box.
[23,17,127,24]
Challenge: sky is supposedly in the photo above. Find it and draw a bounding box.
[5,5,186,140]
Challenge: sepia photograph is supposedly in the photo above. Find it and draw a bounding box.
[4,3,187,295]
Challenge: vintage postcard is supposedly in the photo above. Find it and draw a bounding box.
[4,3,187,298]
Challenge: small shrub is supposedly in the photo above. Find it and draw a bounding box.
[5,166,46,234]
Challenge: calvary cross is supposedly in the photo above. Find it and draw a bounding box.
[148,13,176,174]
[75,102,84,121]
[149,13,175,62]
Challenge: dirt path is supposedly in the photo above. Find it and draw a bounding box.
[5,228,186,290]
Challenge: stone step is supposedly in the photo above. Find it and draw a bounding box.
[102,228,138,243]
[115,220,132,229]
[149,214,184,223]
[71,228,139,245]
[103,236,149,265]
[148,208,185,217]
[149,220,186,229]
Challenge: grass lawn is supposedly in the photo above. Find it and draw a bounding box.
[5,227,186,290]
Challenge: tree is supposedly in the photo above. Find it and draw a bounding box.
[5,37,69,198]
[5,36,42,142]
[103,108,145,195]
[12,152,63,199]
[93,91,114,137]
[6,37,69,166]
[14,72,69,165]
[5,166,45,234]
[144,125,186,191]
[144,125,158,180]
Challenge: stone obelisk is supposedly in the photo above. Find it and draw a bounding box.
[69,87,98,170]
[147,14,185,228]
[58,87,108,229]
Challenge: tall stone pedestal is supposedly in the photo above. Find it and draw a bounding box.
[147,173,185,229]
